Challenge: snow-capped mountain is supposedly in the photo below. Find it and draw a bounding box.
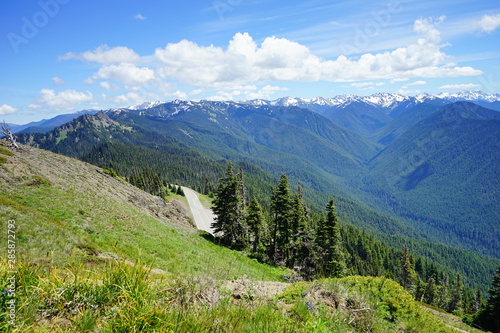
[242,91,500,110]
[127,100,166,110]
[101,91,500,115]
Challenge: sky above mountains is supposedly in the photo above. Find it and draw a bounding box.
[1,0,500,123]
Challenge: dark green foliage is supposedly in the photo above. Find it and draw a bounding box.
[80,142,223,195]
[400,243,417,292]
[176,185,185,196]
[472,265,500,332]
[129,167,167,197]
[270,174,293,264]
[14,102,499,300]
[319,199,346,277]
[211,163,246,248]
[246,197,266,256]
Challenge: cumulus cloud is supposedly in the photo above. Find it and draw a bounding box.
[113,91,144,105]
[0,104,18,115]
[134,13,146,20]
[438,83,481,90]
[61,17,482,103]
[99,81,118,91]
[60,45,140,64]
[92,63,155,86]
[37,89,93,110]
[478,14,500,33]
[152,19,481,87]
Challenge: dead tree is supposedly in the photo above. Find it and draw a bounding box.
[1,121,20,149]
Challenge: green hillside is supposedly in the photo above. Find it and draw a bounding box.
[13,104,499,292]
[0,142,483,332]
[366,102,500,256]
[0,142,282,281]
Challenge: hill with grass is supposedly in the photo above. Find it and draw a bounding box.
[0,141,486,332]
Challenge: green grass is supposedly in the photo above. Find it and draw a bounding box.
[0,146,470,332]
[0,147,284,282]
[0,260,459,332]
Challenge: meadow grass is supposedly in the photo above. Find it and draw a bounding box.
[0,144,465,332]
[0,259,460,332]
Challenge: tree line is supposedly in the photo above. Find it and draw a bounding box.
[211,163,499,326]
[212,163,346,278]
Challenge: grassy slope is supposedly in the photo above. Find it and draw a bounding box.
[0,142,475,332]
[0,142,282,281]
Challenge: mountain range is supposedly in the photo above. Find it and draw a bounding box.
[14,91,500,262]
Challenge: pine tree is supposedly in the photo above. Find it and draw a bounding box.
[246,197,265,255]
[448,273,464,314]
[400,243,417,292]
[211,163,246,248]
[321,198,346,277]
[289,184,309,268]
[270,174,292,264]
[473,265,500,332]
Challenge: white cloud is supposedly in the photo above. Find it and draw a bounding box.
[438,83,481,90]
[478,14,500,33]
[153,19,481,87]
[413,16,445,44]
[390,78,409,83]
[59,17,482,104]
[52,76,66,85]
[99,81,119,91]
[113,92,144,105]
[92,63,155,86]
[37,89,93,110]
[0,104,18,115]
[59,45,140,64]
[134,13,146,20]
[351,82,385,89]
[206,84,288,101]
[408,80,427,86]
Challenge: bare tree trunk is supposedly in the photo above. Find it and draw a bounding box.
[1,121,20,149]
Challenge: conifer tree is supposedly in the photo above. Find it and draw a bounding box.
[270,174,292,263]
[289,184,309,268]
[473,265,500,332]
[321,198,346,277]
[246,197,265,255]
[400,243,417,292]
[211,163,246,248]
[448,273,464,314]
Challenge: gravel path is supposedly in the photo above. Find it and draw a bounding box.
[182,187,216,235]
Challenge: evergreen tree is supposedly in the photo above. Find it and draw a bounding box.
[400,243,417,292]
[211,163,246,248]
[447,273,464,314]
[246,197,265,255]
[289,184,309,268]
[129,167,166,197]
[473,265,500,332]
[270,174,293,264]
[319,198,346,277]
[176,185,185,196]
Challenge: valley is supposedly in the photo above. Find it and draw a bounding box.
[3,91,500,331]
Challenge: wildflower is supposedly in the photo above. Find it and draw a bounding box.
[1,289,12,296]
[307,301,314,310]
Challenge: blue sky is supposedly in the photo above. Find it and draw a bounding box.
[1,0,500,124]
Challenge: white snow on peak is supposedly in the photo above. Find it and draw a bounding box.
[434,91,500,102]
[128,100,166,110]
[241,91,500,109]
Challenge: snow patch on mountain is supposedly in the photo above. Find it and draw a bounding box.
[242,91,500,110]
